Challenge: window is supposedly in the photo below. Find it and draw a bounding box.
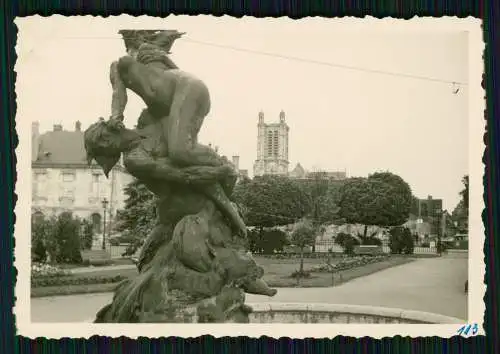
[62,172,75,182]
[273,131,279,156]
[91,173,102,196]
[91,213,102,234]
[60,172,75,199]
[33,172,47,199]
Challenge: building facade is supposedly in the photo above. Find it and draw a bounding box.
[31,121,133,239]
[288,163,347,181]
[253,110,290,177]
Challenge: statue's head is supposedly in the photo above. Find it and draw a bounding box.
[84,118,123,177]
[119,29,185,56]
[118,30,185,67]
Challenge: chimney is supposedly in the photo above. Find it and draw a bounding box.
[53,124,63,132]
[231,156,240,171]
[75,121,82,131]
[31,121,40,162]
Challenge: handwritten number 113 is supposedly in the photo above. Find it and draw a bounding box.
[457,324,479,337]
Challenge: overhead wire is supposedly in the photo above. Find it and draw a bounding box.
[56,35,467,87]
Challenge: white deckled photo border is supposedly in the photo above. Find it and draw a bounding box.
[13,15,485,339]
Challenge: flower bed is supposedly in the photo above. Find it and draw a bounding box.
[31,263,71,278]
[31,262,127,288]
[309,255,389,273]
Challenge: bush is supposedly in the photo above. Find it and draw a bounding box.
[335,232,360,255]
[31,218,52,263]
[109,238,121,246]
[31,212,84,264]
[54,212,83,263]
[246,228,290,254]
[436,240,447,254]
[290,269,311,278]
[389,226,414,254]
[80,219,94,250]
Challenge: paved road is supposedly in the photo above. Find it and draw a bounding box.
[31,254,468,322]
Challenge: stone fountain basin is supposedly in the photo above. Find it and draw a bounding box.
[88,303,463,324]
[247,303,464,324]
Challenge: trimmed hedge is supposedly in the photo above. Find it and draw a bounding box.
[31,274,126,288]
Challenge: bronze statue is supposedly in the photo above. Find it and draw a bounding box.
[85,30,276,323]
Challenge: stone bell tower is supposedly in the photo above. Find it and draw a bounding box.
[253,110,289,177]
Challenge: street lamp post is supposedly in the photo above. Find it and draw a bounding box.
[102,198,109,250]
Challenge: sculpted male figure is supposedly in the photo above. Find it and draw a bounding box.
[109,30,222,168]
[107,29,246,236]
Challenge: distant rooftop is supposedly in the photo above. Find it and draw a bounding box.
[32,122,100,167]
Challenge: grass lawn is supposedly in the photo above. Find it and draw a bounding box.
[31,255,414,297]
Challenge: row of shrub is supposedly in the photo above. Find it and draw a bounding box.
[310,255,389,273]
[32,274,127,288]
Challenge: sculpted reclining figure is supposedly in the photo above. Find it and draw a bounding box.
[85,118,276,322]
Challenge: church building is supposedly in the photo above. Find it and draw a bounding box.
[253,110,290,176]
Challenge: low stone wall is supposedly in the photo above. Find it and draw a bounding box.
[85,303,464,323]
[248,303,464,324]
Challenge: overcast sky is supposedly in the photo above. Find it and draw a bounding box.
[16,16,470,210]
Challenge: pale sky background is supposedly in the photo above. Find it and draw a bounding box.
[16,16,470,210]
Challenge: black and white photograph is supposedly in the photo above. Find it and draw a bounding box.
[14,15,484,338]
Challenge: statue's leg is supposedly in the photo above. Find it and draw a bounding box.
[200,184,247,237]
[243,278,278,297]
[163,80,222,167]
[137,224,171,272]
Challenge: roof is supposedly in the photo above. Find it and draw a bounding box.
[289,163,306,178]
[34,129,89,165]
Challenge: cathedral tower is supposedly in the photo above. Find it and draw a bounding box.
[253,110,289,176]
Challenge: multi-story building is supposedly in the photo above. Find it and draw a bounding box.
[253,110,290,176]
[31,121,133,240]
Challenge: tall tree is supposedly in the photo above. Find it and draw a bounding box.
[460,175,469,210]
[290,218,316,280]
[232,175,312,241]
[338,172,413,237]
[115,179,157,247]
[452,175,469,233]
